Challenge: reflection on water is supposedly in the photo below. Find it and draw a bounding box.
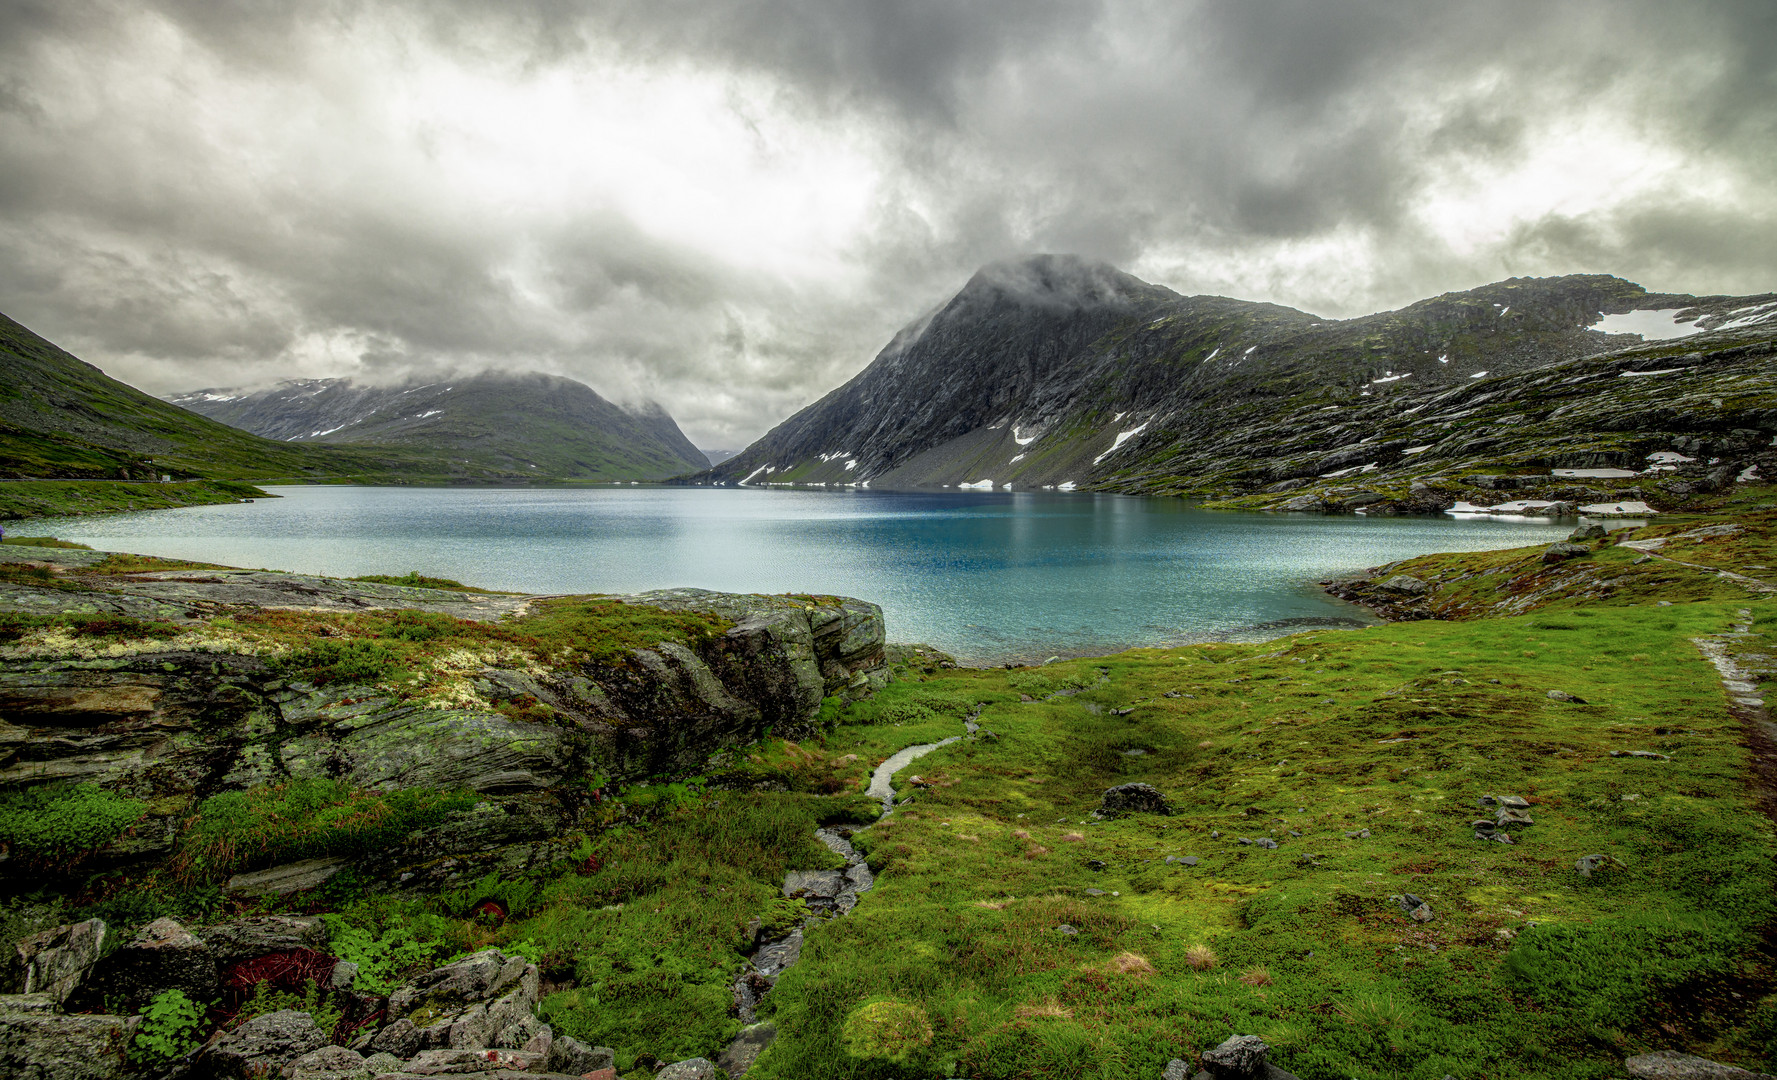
[30,486,1577,663]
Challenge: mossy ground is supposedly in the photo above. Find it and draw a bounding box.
[3,522,1774,1078]
[0,479,270,519]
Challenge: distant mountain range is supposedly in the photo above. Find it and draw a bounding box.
[169,374,707,482]
[691,255,1777,509]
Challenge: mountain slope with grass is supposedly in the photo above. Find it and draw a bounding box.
[692,256,1777,509]
[171,373,708,481]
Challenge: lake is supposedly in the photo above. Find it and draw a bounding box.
[27,486,1582,663]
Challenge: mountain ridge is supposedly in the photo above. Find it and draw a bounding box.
[690,255,1777,508]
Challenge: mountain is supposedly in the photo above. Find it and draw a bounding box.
[0,311,408,482]
[692,255,1777,509]
[169,373,708,482]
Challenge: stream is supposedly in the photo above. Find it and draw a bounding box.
[717,707,984,1077]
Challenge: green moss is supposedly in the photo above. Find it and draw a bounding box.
[173,778,479,882]
[0,783,147,866]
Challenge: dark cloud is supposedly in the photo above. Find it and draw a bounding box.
[0,0,1772,446]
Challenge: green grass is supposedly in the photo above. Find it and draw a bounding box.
[350,571,495,593]
[0,479,271,520]
[172,779,479,882]
[0,535,91,548]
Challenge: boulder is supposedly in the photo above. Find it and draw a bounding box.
[6,920,106,1005]
[1624,1051,1774,1080]
[1568,523,1607,542]
[1202,1036,1270,1077]
[491,1015,549,1052]
[1575,854,1608,877]
[546,1036,615,1076]
[0,1006,138,1080]
[198,916,329,965]
[281,1045,370,1080]
[81,917,215,1012]
[1098,783,1172,817]
[1546,690,1588,704]
[656,1059,721,1080]
[224,859,349,898]
[200,1010,329,1080]
[1376,575,1429,595]
[1541,541,1590,564]
[1277,494,1327,513]
[385,949,538,1051]
[400,1047,546,1074]
[363,1018,421,1059]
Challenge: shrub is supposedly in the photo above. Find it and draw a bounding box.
[842,1000,934,1063]
[174,779,478,882]
[276,639,403,685]
[0,783,146,866]
[131,989,204,1067]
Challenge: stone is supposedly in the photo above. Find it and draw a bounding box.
[1394,894,1434,922]
[1098,783,1172,817]
[400,1047,545,1074]
[82,917,215,1012]
[1377,575,1429,595]
[1612,750,1671,761]
[281,1045,371,1080]
[1277,494,1327,512]
[546,1037,614,1077]
[492,1015,549,1051]
[0,1008,139,1080]
[781,870,847,899]
[1541,541,1590,564]
[1253,838,1279,850]
[1495,807,1535,829]
[1494,795,1530,809]
[200,1010,329,1080]
[225,858,349,898]
[7,919,105,1005]
[328,961,360,991]
[1200,1034,1270,1077]
[1624,1050,1775,1080]
[365,1018,422,1059]
[717,1021,777,1079]
[1343,829,1369,839]
[1164,1060,1191,1080]
[361,1053,404,1075]
[385,949,538,1051]
[1575,854,1608,877]
[1568,523,1607,542]
[1057,924,1079,935]
[1547,690,1588,704]
[656,1059,720,1080]
[199,915,329,966]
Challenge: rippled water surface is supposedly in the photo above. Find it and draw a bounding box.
[29,486,1578,662]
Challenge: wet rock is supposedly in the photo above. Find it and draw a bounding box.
[281,1045,370,1080]
[200,1009,329,1080]
[81,917,215,1013]
[5,919,105,1005]
[717,1021,777,1080]
[546,1035,613,1076]
[197,915,328,966]
[225,858,349,898]
[385,949,538,1051]
[1541,541,1590,564]
[0,1005,138,1080]
[1624,1050,1775,1080]
[1098,783,1172,817]
[656,1058,720,1080]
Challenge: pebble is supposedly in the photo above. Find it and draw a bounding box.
[1344,829,1370,839]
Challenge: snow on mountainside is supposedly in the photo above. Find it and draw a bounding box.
[689,254,1777,506]
[170,372,707,482]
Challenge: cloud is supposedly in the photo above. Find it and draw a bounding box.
[0,0,1771,447]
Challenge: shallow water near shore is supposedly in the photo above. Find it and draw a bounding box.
[28,485,1580,663]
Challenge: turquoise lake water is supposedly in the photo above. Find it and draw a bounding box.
[28,486,1582,663]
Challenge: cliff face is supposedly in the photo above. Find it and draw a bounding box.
[689,256,1777,501]
[0,545,886,889]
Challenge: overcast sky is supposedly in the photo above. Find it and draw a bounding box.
[1,1,1772,447]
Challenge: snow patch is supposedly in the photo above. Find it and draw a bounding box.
[1618,368,1686,378]
[1469,371,1488,379]
[1058,480,1077,492]
[844,460,857,470]
[1436,354,1447,364]
[1552,468,1637,478]
[1717,300,1777,330]
[1577,501,1657,515]
[309,426,344,438]
[1012,425,1040,446]
[959,479,994,490]
[1094,421,1149,465]
[1403,445,1432,455]
[1203,347,1220,362]
[1243,345,1256,356]
[1590,309,1705,340]
[1370,372,1412,384]
[738,465,768,486]
[416,410,443,419]
[1320,462,1378,478]
[1008,453,1026,464]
